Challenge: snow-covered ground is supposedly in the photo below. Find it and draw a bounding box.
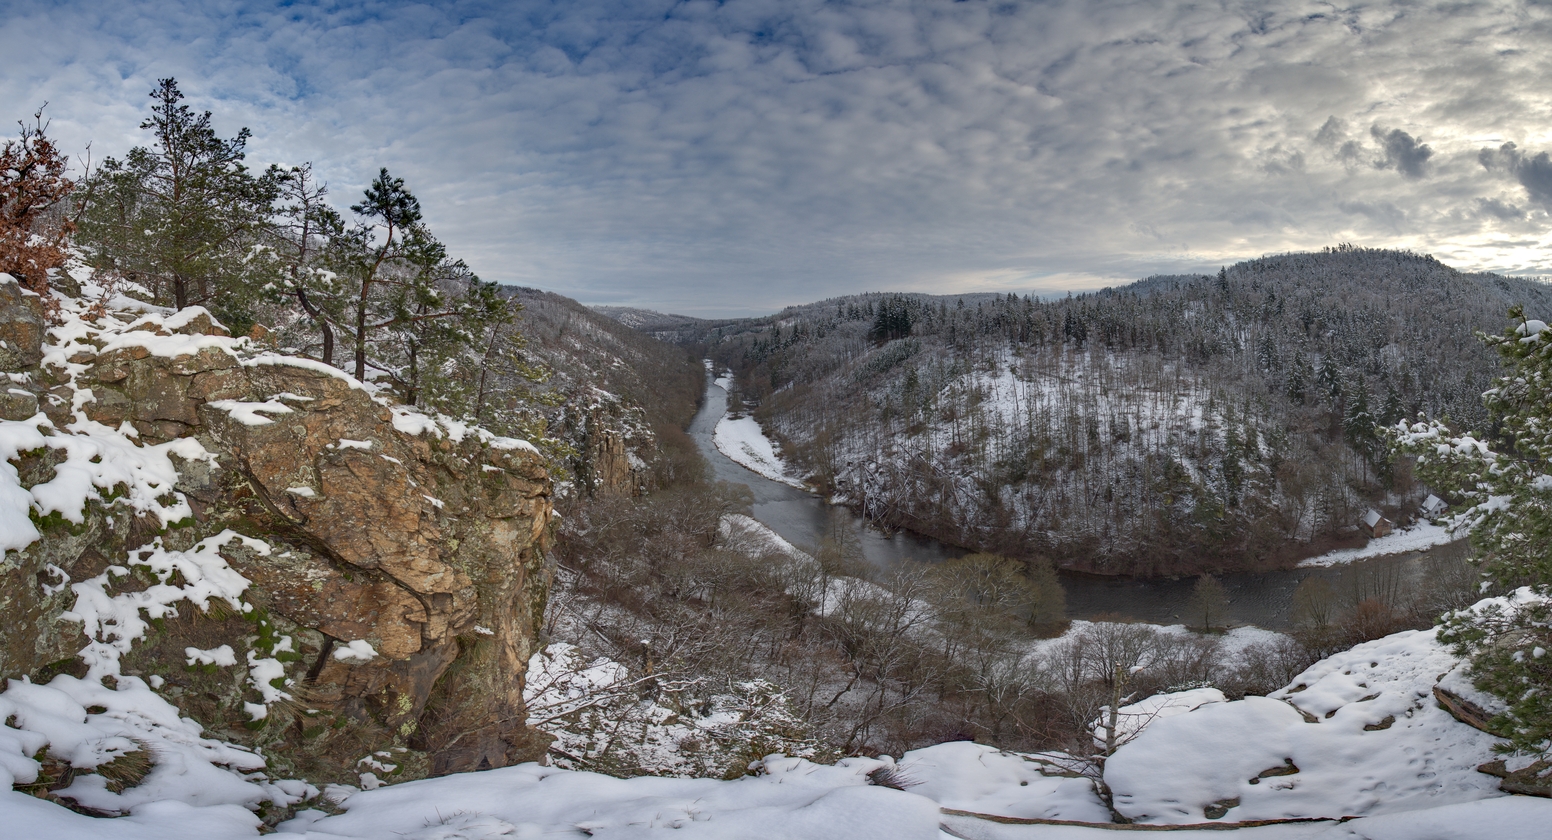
[713,414,807,489]
[1298,522,1460,567]
[2,506,1547,839]
[4,649,1547,839]
[1108,627,1508,824]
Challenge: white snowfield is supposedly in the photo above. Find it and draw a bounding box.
[1106,628,1510,825]
[1298,522,1459,567]
[713,413,808,489]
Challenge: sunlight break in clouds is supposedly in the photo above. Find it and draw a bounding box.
[1,0,1551,316]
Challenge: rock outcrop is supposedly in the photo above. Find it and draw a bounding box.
[0,276,554,786]
[561,389,650,496]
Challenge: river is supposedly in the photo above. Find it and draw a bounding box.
[688,373,1467,630]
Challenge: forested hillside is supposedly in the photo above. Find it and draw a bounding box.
[511,289,705,495]
[705,248,1552,574]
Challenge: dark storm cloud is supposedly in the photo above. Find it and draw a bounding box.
[1370,127,1433,179]
[2,1,1551,316]
[1480,142,1552,209]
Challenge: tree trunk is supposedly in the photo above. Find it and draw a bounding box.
[297,287,334,366]
[354,284,368,381]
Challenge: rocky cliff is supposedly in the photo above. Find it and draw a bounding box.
[0,274,553,790]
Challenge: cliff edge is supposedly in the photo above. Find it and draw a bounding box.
[0,274,553,789]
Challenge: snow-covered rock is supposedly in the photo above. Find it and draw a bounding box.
[1106,628,1507,824]
[1,285,555,786]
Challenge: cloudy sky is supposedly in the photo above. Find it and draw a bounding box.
[3,1,1551,316]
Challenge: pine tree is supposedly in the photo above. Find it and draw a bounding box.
[78,79,281,325]
[1286,350,1310,404]
[869,295,915,343]
[1379,382,1404,427]
[1318,355,1343,403]
[1392,305,1552,757]
[268,162,345,364]
[1257,332,1279,373]
[1343,378,1377,458]
[1221,422,1244,506]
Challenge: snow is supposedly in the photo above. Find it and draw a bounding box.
[1106,627,1508,824]
[245,650,291,708]
[60,531,259,680]
[488,435,541,455]
[97,329,239,364]
[1092,686,1227,748]
[6,287,1549,838]
[522,642,824,777]
[895,741,1110,822]
[713,414,806,488]
[242,352,366,390]
[1298,521,1459,567]
[160,307,228,335]
[1106,695,1309,823]
[1,408,211,553]
[184,645,238,668]
[332,640,378,663]
[0,674,310,820]
[272,761,943,840]
[205,398,294,426]
[388,405,540,455]
[720,513,808,560]
[4,620,1552,839]
[0,416,49,551]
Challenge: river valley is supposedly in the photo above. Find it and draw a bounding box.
[689,373,1468,630]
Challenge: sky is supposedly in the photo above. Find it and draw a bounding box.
[3,0,1552,317]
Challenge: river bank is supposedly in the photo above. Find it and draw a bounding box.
[692,371,1469,629]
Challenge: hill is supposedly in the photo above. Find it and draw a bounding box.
[509,289,706,495]
[703,248,1552,574]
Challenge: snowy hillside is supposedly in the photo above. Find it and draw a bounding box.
[704,248,1552,574]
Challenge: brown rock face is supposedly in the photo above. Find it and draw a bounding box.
[1,299,554,783]
[1478,757,1552,798]
[563,392,650,496]
[198,364,553,774]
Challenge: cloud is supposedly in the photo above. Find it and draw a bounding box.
[1338,199,1407,232]
[2,0,1551,315]
[1480,142,1552,209]
[1475,197,1524,221]
[1314,116,1347,148]
[1370,126,1433,179]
